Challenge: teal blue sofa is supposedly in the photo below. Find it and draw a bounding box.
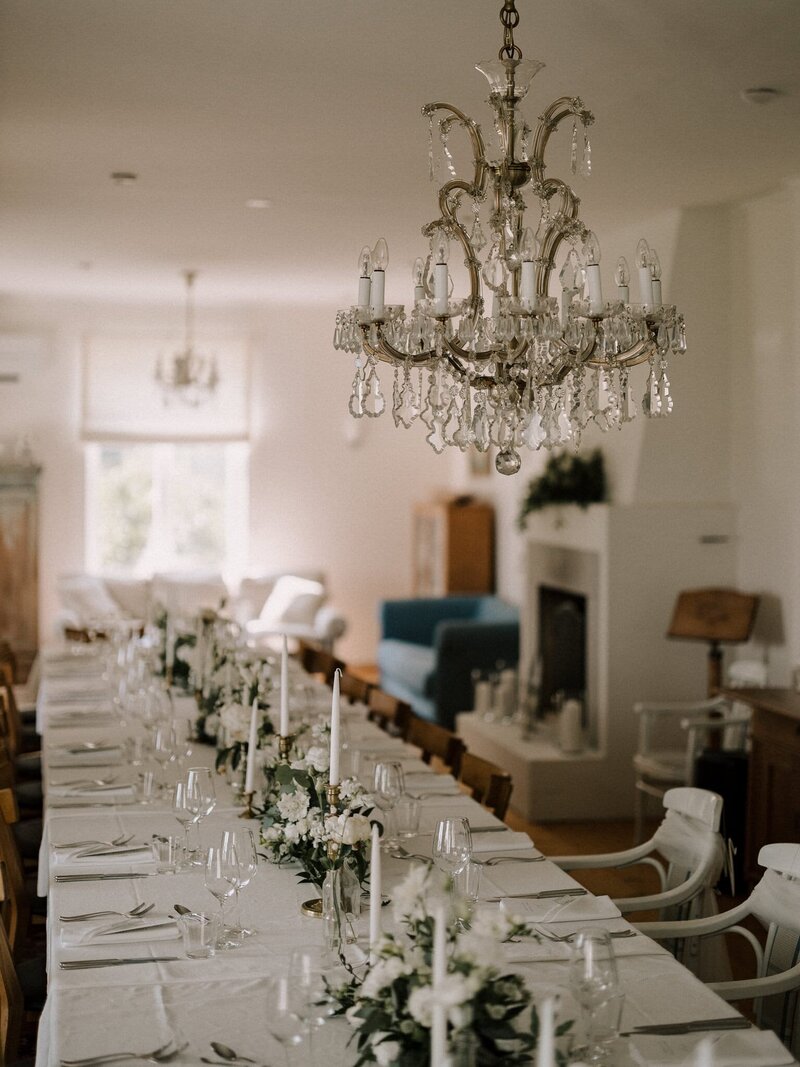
[378,596,520,730]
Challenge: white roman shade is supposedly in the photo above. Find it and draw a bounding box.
[81,334,250,442]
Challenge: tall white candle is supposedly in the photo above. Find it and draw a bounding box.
[535,996,555,1067]
[280,635,289,737]
[165,616,175,671]
[695,1037,714,1067]
[369,822,382,964]
[194,616,204,690]
[431,905,447,1066]
[329,669,341,787]
[244,697,259,794]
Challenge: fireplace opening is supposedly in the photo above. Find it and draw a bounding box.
[537,585,587,724]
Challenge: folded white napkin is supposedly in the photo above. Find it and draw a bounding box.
[49,784,135,802]
[500,923,664,962]
[628,1028,793,1066]
[47,746,123,766]
[61,918,179,947]
[58,843,153,865]
[498,893,621,923]
[410,782,461,798]
[471,831,533,853]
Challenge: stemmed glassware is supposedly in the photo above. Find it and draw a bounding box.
[568,928,625,1063]
[184,767,217,863]
[204,844,241,949]
[432,816,473,879]
[264,976,304,1066]
[287,946,337,1056]
[152,724,178,792]
[373,761,405,847]
[220,828,259,939]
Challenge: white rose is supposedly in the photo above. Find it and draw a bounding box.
[374,1039,401,1066]
[204,713,220,738]
[220,702,251,744]
[305,745,330,774]
[407,986,434,1028]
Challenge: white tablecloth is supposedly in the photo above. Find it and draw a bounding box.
[33,650,795,1067]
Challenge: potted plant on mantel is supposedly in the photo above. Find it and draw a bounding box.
[517,449,608,531]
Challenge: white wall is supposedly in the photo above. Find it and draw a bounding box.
[0,295,449,663]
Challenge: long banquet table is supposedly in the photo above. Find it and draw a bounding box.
[34,645,796,1067]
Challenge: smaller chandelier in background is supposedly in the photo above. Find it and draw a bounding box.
[155,269,219,407]
[333,0,687,475]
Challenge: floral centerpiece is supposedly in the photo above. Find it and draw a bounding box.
[331,865,573,1066]
[151,603,195,690]
[259,722,374,890]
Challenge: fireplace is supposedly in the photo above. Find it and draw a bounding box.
[537,585,587,723]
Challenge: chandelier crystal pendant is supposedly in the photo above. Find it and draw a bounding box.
[333,0,686,475]
[155,270,219,407]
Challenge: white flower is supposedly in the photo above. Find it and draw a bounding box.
[362,955,411,999]
[276,786,310,823]
[391,864,448,923]
[407,985,434,1028]
[374,1038,401,1066]
[345,1004,363,1030]
[305,745,330,774]
[325,812,371,847]
[219,702,252,744]
[204,712,220,738]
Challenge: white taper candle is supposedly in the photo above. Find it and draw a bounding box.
[431,905,447,1066]
[329,668,341,787]
[369,822,382,963]
[280,635,289,738]
[244,697,259,794]
[535,996,556,1067]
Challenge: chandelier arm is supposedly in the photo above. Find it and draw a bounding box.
[530,96,593,180]
[422,102,489,192]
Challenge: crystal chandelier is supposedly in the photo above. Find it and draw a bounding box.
[155,270,219,407]
[333,1,686,475]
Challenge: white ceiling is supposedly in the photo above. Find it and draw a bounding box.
[2,0,799,309]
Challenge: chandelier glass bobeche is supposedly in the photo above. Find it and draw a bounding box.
[333,0,686,475]
[155,270,219,407]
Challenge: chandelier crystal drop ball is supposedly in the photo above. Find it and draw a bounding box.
[155,270,219,407]
[333,0,687,475]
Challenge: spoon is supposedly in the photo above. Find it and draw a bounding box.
[210,1044,256,1063]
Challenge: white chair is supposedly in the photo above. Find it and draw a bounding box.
[551,787,726,920]
[632,659,767,842]
[637,843,800,1054]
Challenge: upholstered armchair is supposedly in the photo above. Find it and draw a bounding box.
[377,596,519,730]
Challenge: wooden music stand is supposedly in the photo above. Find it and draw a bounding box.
[667,588,760,696]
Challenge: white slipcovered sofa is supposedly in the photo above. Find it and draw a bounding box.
[55,570,347,650]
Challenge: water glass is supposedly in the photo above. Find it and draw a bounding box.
[265,975,304,1065]
[179,912,218,959]
[204,844,241,949]
[137,770,159,805]
[220,828,259,937]
[373,761,405,845]
[432,816,473,878]
[569,928,624,1063]
[454,860,481,909]
[152,834,183,873]
[394,794,421,838]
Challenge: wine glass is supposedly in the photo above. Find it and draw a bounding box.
[373,761,405,846]
[152,724,178,791]
[172,780,195,864]
[185,767,217,863]
[568,928,624,1063]
[432,816,472,879]
[204,844,241,949]
[220,828,259,938]
[287,945,337,1053]
[264,975,304,1066]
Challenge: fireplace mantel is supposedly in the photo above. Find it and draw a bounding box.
[518,502,737,819]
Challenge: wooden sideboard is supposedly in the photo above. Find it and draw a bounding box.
[720,687,800,886]
[412,498,494,596]
[0,463,40,670]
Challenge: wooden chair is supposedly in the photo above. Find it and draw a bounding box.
[405,714,465,775]
[367,689,412,738]
[0,790,30,958]
[296,640,345,686]
[458,751,513,820]
[338,671,372,705]
[0,864,23,1067]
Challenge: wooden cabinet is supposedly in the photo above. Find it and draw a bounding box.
[412,497,494,596]
[722,688,800,886]
[0,463,41,668]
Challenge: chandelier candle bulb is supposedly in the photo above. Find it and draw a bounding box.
[370,238,389,319]
[329,669,341,787]
[279,634,289,738]
[649,248,663,306]
[433,234,450,316]
[369,822,381,964]
[413,257,426,305]
[358,246,372,309]
[615,256,631,303]
[636,238,653,307]
[431,905,447,1066]
[535,996,556,1067]
[583,231,603,315]
[244,697,259,795]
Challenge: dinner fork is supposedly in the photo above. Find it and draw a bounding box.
[535,925,636,943]
[476,855,545,867]
[61,1039,187,1066]
[59,902,154,922]
[53,834,133,850]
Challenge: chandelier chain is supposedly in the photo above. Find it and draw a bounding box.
[499,0,522,61]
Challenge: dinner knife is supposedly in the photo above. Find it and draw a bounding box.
[624,1017,751,1036]
[60,956,181,969]
[483,887,587,902]
[55,873,152,883]
[468,825,511,834]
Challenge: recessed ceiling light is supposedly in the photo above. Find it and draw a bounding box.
[110,171,138,185]
[245,197,272,209]
[740,87,783,106]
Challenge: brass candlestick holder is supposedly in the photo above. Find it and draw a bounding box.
[278,734,293,762]
[165,666,173,687]
[240,790,256,819]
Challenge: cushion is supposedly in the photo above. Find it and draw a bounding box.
[258,575,326,627]
[378,639,437,697]
[103,577,152,620]
[57,574,123,624]
[151,572,228,616]
[239,571,326,619]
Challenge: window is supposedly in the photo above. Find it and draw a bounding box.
[85,441,249,581]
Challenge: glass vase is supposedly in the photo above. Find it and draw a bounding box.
[322,863,361,952]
